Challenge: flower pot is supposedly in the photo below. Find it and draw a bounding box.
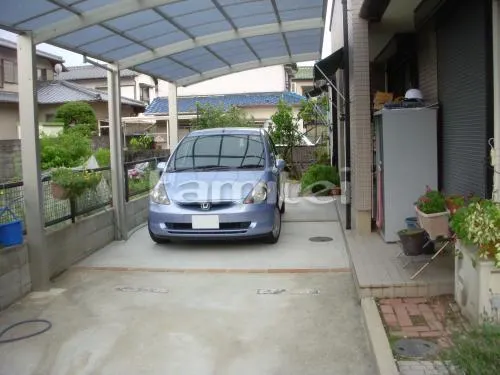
[331,186,341,196]
[415,206,450,240]
[51,182,70,200]
[398,228,426,256]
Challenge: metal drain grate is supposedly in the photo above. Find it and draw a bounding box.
[309,236,333,242]
[115,286,169,294]
[393,339,439,358]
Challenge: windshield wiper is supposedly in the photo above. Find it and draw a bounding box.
[236,164,264,169]
[169,165,232,172]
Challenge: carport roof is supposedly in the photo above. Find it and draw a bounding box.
[1,0,327,86]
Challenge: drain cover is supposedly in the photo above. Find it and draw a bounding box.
[393,339,439,358]
[309,236,333,242]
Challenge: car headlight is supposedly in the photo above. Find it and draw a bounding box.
[150,181,170,205]
[244,181,268,204]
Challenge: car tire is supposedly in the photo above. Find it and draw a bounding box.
[263,206,281,244]
[148,226,170,244]
[280,198,285,214]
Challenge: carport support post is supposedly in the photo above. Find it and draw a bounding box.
[168,83,178,149]
[107,63,128,240]
[17,34,50,290]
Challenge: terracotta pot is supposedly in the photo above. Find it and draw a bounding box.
[415,206,450,240]
[51,182,70,200]
[331,187,341,196]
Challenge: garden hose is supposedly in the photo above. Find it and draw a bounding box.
[0,319,52,344]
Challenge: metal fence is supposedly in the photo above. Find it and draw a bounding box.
[0,157,168,231]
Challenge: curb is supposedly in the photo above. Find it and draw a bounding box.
[361,297,400,375]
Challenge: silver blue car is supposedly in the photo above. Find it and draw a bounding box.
[148,127,286,244]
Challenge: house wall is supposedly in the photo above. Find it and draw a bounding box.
[65,77,137,100]
[136,74,156,103]
[346,0,373,233]
[0,46,55,93]
[0,103,20,139]
[293,80,314,96]
[159,66,286,96]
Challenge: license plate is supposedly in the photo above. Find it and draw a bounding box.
[192,215,219,229]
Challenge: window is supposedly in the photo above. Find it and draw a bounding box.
[37,68,47,81]
[140,85,150,102]
[168,134,266,171]
[3,60,17,83]
[45,114,55,122]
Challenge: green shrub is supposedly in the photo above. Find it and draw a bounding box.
[55,101,97,131]
[129,134,153,150]
[51,168,102,200]
[442,323,500,375]
[314,147,330,165]
[40,131,92,170]
[301,164,340,195]
[94,148,111,167]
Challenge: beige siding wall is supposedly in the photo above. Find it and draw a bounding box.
[417,21,439,103]
[293,80,314,96]
[0,103,20,139]
[348,0,372,215]
[64,77,137,100]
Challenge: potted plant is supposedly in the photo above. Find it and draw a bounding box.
[51,168,102,200]
[397,228,426,256]
[450,199,500,324]
[415,186,449,239]
[445,194,465,215]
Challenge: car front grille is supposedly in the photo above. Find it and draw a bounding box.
[165,222,251,230]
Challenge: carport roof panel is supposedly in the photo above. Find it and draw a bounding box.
[1,0,327,85]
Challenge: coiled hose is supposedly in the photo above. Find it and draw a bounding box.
[0,319,52,344]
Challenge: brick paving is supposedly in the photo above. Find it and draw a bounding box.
[377,296,468,375]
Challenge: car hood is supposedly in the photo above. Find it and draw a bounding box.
[162,170,266,202]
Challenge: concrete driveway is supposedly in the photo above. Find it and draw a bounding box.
[0,198,376,375]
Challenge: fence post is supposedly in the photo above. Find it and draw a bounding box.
[124,163,129,203]
[70,198,76,223]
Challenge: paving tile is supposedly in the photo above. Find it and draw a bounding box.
[380,304,394,314]
[406,303,421,316]
[405,298,428,304]
[394,305,413,327]
[420,331,444,338]
[380,298,403,305]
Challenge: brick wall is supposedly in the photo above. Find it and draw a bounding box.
[348,0,373,213]
[0,140,22,182]
[417,21,439,104]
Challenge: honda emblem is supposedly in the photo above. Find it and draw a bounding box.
[201,202,211,210]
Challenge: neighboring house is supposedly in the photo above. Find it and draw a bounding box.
[323,0,495,235]
[56,65,156,105]
[0,81,145,139]
[291,67,314,96]
[0,39,145,140]
[130,91,306,145]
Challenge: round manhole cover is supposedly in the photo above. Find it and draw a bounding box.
[309,236,333,242]
[393,339,439,358]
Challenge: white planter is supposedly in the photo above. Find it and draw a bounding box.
[454,240,500,324]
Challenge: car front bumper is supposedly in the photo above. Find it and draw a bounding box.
[148,200,275,240]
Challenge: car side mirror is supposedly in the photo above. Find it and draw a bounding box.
[276,159,286,171]
[156,162,167,176]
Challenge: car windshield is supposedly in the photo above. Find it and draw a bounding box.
[167,133,266,171]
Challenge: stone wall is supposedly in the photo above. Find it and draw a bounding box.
[46,209,115,278]
[0,243,30,310]
[0,140,22,182]
[126,196,149,232]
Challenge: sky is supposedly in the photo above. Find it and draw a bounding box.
[0,0,332,68]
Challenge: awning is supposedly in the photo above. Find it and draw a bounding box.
[313,47,344,83]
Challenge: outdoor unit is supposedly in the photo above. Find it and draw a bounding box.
[374,107,438,243]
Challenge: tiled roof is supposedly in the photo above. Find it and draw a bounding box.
[56,65,138,80]
[145,91,305,115]
[294,66,314,80]
[0,81,145,107]
[0,37,64,63]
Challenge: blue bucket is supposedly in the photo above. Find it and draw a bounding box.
[405,217,419,229]
[0,207,23,247]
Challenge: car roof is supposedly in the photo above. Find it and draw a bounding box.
[187,127,264,137]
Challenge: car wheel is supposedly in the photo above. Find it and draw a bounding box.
[148,226,170,244]
[264,206,281,244]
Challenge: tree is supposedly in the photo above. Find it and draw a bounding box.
[55,101,98,132]
[40,130,92,170]
[268,99,303,177]
[191,103,255,129]
[298,95,329,124]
